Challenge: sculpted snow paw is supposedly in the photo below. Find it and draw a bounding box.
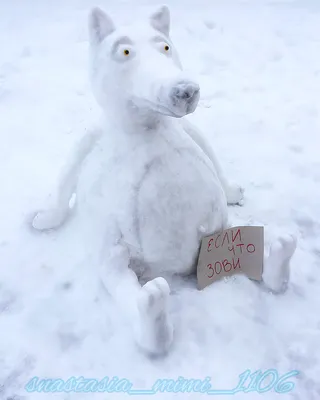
[32,209,66,231]
[263,234,297,293]
[135,277,173,356]
[32,194,76,231]
[225,183,244,206]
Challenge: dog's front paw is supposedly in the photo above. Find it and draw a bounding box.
[32,209,66,231]
[225,183,244,206]
[135,277,173,356]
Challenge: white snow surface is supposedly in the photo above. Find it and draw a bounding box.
[1,0,320,399]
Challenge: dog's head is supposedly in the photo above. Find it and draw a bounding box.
[88,5,200,119]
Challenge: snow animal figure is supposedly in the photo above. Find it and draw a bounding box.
[32,5,297,356]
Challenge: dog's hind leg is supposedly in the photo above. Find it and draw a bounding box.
[262,234,297,293]
[32,129,101,231]
[100,223,173,356]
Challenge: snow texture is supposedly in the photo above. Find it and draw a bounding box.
[0,0,320,399]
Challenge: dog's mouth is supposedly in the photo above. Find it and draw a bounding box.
[154,102,186,118]
[130,96,198,118]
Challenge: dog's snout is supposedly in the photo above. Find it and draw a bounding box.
[171,81,200,104]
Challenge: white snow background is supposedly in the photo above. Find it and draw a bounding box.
[0,0,320,399]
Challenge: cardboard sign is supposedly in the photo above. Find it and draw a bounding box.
[197,226,264,290]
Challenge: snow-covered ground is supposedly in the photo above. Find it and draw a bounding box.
[1,0,320,399]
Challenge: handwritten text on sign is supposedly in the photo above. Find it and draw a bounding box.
[197,226,264,290]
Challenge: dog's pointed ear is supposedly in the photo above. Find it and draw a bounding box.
[89,7,115,45]
[150,5,170,36]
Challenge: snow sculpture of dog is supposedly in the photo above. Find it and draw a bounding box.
[32,6,297,356]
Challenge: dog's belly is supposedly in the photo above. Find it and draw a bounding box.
[136,148,228,277]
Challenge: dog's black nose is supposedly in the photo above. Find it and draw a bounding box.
[170,81,200,105]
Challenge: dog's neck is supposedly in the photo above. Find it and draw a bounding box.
[103,101,170,135]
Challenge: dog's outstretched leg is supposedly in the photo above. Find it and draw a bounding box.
[101,227,173,356]
[262,234,297,293]
[32,129,101,230]
[136,276,173,356]
[181,119,244,205]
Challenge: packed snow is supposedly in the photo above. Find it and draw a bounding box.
[0,0,320,399]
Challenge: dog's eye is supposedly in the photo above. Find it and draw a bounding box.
[123,49,130,56]
[164,45,170,52]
